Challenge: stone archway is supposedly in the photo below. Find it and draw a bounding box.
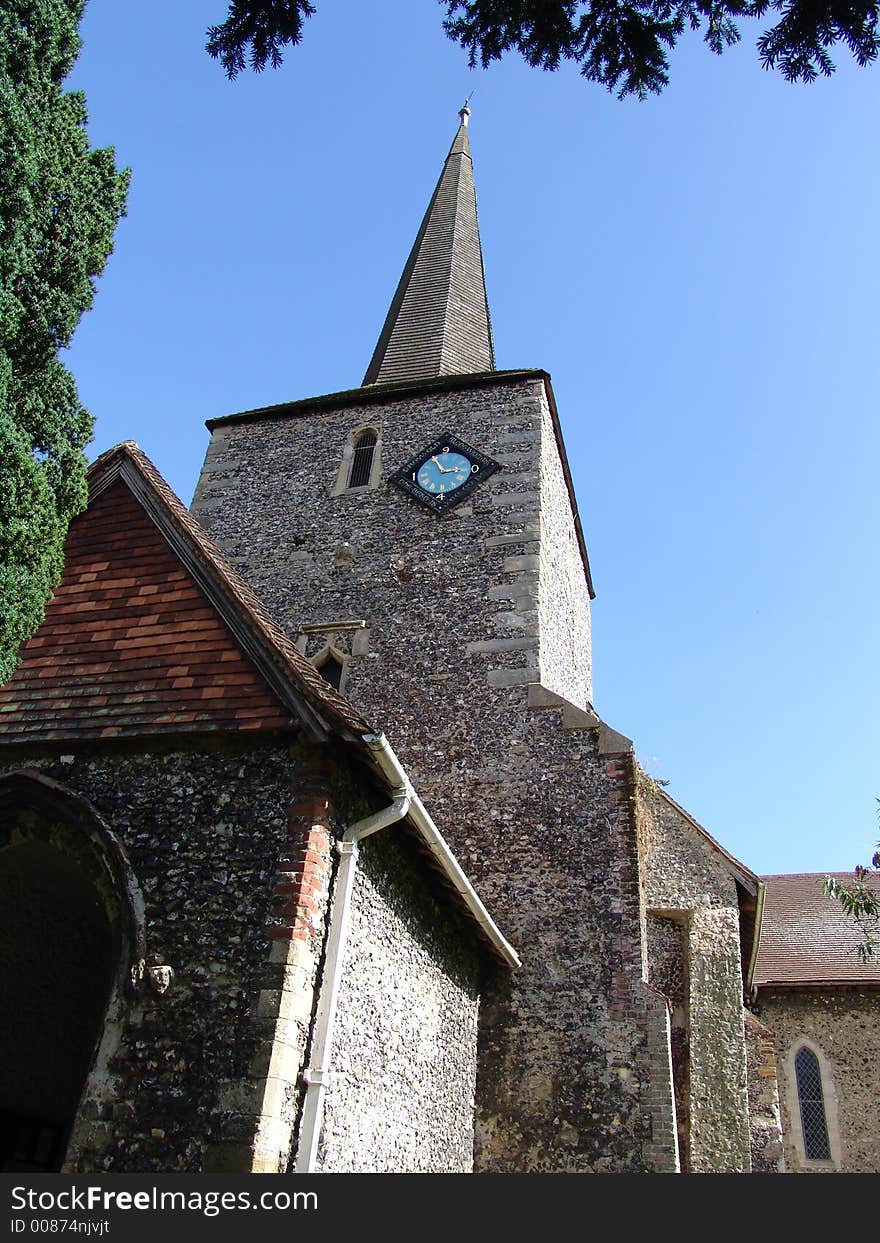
[0,772,144,1172]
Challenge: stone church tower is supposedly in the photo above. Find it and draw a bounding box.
[189,104,744,1172]
[1,105,777,1175]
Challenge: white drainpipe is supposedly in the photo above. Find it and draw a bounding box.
[294,732,518,1173]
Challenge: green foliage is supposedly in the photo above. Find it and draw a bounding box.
[823,801,880,962]
[0,0,129,684]
[206,1,878,96]
[207,0,315,76]
[445,0,878,96]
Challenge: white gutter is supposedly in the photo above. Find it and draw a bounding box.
[294,732,518,1173]
[360,733,520,971]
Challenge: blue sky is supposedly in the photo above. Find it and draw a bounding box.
[66,0,879,877]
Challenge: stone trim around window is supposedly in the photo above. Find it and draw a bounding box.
[310,644,348,694]
[331,426,383,496]
[783,1036,842,1170]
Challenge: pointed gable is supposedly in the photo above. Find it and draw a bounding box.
[362,105,495,386]
[0,444,374,744]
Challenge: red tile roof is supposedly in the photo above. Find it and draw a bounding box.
[0,443,374,744]
[754,872,880,987]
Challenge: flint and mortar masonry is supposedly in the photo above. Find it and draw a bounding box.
[190,375,665,1171]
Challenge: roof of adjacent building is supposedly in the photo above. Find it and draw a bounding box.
[754,872,880,987]
[0,441,374,745]
[362,105,494,385]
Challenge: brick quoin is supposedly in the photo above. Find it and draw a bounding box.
[266,925,311,943]
[264,764,336,951]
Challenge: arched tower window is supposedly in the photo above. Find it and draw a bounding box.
[331,427,382,497]
[347,429,377,489]
[794,1045,831,1160]
[314,648,345,692]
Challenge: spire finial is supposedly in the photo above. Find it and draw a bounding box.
[459,95,472,127]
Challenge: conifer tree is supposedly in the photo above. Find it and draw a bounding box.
[207,1,878,97]
[0,0,128,683]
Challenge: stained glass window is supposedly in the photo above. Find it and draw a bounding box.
[795,1046,831,1160]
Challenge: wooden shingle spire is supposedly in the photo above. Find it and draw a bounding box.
[362,103,495,385]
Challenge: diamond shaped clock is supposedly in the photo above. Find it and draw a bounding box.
[390,432,500,514]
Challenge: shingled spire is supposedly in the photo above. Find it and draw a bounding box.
[362,103,495,386]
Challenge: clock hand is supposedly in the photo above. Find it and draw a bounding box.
[430,456,451,473]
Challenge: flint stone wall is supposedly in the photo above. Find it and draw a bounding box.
[758,988,880,1173]
[193,377,657,1171]
[0,740,319,1172]
[639,784,752,1172]
[743,1009,785,1172]
[315,827,481,1172]
[191,375,592,736]
[645,913,688,1167]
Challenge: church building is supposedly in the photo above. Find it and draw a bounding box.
[1,106,877,1175]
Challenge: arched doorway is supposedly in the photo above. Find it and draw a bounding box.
[0,773,143,1171]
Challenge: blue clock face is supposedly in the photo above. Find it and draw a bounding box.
[390,432,501,513]
[415,448,475,497]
